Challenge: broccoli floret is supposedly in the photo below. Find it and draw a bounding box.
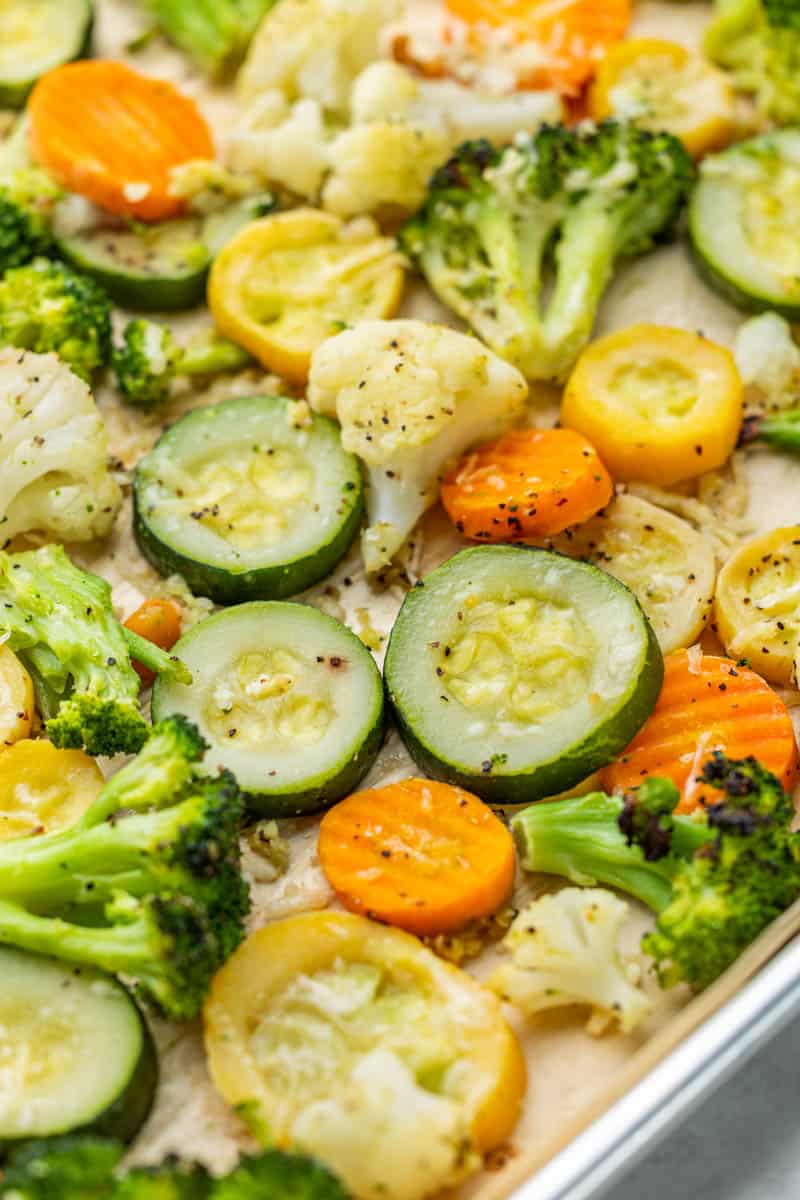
[0,119,62,273]
[0,716,249,1021]
[0,1139,347,1200]
[0,1136,123,1199]
[0,544,189,757]
[149,0,277,78]
[512,755,800,991]
[0,259,112,382]
[705,0,800,125]
[400,122,694,382]
[113,319,252,409]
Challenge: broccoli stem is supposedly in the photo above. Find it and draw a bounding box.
[0,898,159,976]
[179,333,252,377]
[511,791,715,911]
[122,624,192,684]
[751,407,800,454]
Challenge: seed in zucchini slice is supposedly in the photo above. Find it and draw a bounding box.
[133,395,363,604]
[384,546,663,804]
[690,130,800,318]
[0,947,157,1152]
[0,0,93,109]
[152,602,385,817]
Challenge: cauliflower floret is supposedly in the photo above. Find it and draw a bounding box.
[489,888,652,1036]
[734,312,800,412]
[291,1048,476,1200]
[350,61,563,143]
[323,121,450,217]
[308,319,527,571]
[0,348,121,544]
[238,0,400,116]
[227,92,330,198]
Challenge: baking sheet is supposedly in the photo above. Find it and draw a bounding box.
[71,0,800,1193]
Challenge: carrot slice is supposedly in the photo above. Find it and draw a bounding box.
[318,778,516,936]
[28,61,214,221]
[445,0,632,95]
[124,598,182,686]
[440,427,613,542]
[601,650,799,812]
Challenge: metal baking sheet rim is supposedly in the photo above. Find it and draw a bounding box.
[507,933,800,1200]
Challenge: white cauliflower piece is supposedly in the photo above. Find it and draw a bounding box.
[734,312,800,412]
[238,0,400,116]
[350,61,563,143]
[489,888,652,1036]
[308,319,527,571]
[0,348,121,544]
[291,1048,477,1200]
[227,92,330,198]
[322,121,450,217]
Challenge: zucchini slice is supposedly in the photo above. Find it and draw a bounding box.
[384,546,663,804]
[0,0,93,109]
[55,195,275,312]
[0,947,157,1151]
[690,130,800,317]
[151,602,385,816]
[133,395,363,604]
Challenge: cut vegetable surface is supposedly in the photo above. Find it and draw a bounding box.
[0,947,156,1149]
[601,650,799,811]
[204,911,526,1200]
[318,779,516,936]
[445,0,631,96]
[588,38,737,159]
[384,546,663,804]
[540,494,716,654]
[134,394,362,604]
[152,602,385,816]
[561,324,742,486]
[208,210,404,384]
[0,646,33,749]
[28,61,214,222]
[441,427,613,543]
[0,741,103,840]
[0,0,93,109]
[690,130,800,317]
[714,525,800,686]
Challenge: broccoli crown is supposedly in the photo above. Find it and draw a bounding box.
[0,1139,348,1200]
[0,544,149,756]
[151,0,277,77]
[0,171,58,273]
[112,319,181,409]
[400,121,694,382]
[706,0,800,124]
[642,754,800,990]
[0,258,112,382]
[0,718,250,1021]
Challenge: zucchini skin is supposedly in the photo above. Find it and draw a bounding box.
[0,988,157,1158]
[384,546,664,805]
[688,229,800,320]
[56,237,209,313]
[0,0,94,109]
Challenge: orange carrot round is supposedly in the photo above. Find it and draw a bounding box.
[601,650,799,812]
[441,427,613,542]
[445,0,631,95]
[124,598,182,686]
[318,778,516,936]
[28,61,214,221]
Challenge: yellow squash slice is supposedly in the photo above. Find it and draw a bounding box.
[0,739,103,840]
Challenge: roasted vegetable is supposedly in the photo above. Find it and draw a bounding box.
[0,716,249,1021]
[113,320,251,409]
[0,259,111,382]
[146,0,277,78]
[0,544,187,756]
[513,757,800,990]
[400,122,694,382]
[0,347,121,545]
[705,0,800,125]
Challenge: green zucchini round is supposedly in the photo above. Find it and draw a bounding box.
[689,130,800,318]
[133,395,363,604]
[151,602,385,817]
[0,947,157,1154]
[0,0,93,109]
[384,545,663,805]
